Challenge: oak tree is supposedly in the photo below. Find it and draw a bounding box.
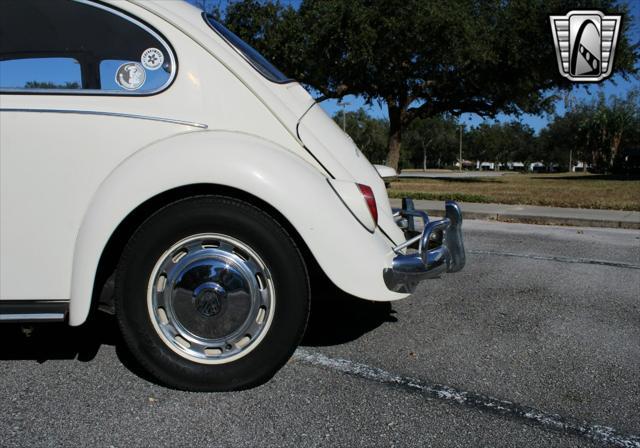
[221,0,639,170]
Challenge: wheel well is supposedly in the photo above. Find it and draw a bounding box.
[91,184,327,315]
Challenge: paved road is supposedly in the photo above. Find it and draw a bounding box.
[1,221,639,447]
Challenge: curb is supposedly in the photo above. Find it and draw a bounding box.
[389,199,640,229]
[416,208,639,230]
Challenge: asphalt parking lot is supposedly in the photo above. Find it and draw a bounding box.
[1,220,639,447]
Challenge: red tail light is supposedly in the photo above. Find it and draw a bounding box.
[357,184,378,227]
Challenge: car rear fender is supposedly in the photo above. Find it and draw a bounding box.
[69,131,406,325]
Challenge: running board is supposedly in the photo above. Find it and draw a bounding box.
[0,301,68,322]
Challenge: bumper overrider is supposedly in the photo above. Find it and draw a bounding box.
[384,199,466,293]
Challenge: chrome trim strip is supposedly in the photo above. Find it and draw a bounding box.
[0,108,208,129]
[0,313,66,322]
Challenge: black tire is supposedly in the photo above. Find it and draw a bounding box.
[115,195,310,391]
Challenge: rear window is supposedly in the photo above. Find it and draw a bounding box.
[203,13,292,84]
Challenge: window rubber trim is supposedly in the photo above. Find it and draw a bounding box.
[202,12,295,86]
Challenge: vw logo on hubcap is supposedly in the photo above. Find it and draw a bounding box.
[193,283,226,317]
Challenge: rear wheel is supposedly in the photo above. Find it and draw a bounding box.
[115,196,309,391]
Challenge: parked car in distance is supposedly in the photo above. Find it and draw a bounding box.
[0,0,465,391]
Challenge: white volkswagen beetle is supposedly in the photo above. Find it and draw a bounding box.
[0,0,465,390]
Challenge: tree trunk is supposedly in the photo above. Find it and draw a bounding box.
[423,146,427,171]
[610,132,623,168]
[385,104,404,171]
[422,138,432,172]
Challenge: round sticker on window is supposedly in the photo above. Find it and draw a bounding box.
[115,62,146,91]
[141,48,164,71]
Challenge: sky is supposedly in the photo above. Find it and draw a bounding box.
[191,0,639,134]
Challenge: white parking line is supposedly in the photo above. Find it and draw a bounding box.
[294,349,640,448]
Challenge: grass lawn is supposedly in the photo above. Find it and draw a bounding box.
[388,173,640,211]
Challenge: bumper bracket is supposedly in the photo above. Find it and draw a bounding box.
[384,200,465,293]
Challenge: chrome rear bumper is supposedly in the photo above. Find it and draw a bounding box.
[384,200,465,293]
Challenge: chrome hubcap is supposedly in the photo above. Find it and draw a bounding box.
[147,234,275,364]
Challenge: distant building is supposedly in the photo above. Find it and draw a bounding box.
[480,162,495,171]
[455,160,475,169]
[506,162,525,171]
[572,161,589,172]
[529,162,545,173]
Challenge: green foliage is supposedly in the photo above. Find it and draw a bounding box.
[466,122,536,164]
[540,89,640,172]
[220,0,639,169]
[24,81,80,89]
[222,1,305,78]
[333,110,461,169]
[363,89,639,173]
[388,190,491,203]
[402,116,460,169]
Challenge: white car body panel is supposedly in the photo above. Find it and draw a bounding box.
[0,112,194,302]
[297,104,404,243]
[0,0,409,325]
[327,179,377,232]
[69,131,405,325]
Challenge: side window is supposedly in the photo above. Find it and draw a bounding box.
[0,0,176,95]
[0,58,82,90]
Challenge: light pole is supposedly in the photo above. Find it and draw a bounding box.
[569,149,572,173]
[566,92,574,173]
[459,124,463,172]
[337,100,350,131]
